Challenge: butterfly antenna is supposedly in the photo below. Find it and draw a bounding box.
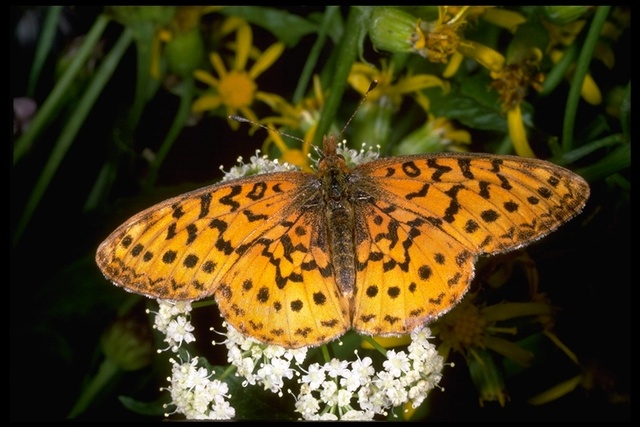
[229,115,305,144]
[339,80,378,139]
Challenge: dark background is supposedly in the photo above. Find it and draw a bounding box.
[11,6,630,421]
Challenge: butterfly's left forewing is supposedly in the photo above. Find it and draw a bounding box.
[97,174,295,300]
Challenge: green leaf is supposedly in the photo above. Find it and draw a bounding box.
[118,395,167,417]
[429,77,509,133]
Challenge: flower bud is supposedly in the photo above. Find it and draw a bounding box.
[101,308,154,371]
[368,7,420,54]
[164,28,205,78]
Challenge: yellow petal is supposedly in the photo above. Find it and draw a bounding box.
[193,69,218,87]
[234,23,251,71]
[210,52,228,79]
[581,73,602,105]
[191,94,222,112]
[443,51,464,78]
[348,63,379,94]
[255,91,287,110]
[457,40,505,73]
[527,375,582,405]
[544,330,580,365]
[413,91,431,112]
[393,74,448,94]
[484,335,534,367]
[249,42,285,79]
[507,105,535,157]
[482,302,552,322]
[482,8,527,33]
[446,128,472,145]
[220,16,246,36]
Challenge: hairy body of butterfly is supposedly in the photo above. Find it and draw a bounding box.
[96,135,589,349]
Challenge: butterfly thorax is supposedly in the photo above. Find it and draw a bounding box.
[318,135,356,297]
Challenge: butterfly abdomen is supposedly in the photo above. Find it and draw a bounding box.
[321,161,357,297]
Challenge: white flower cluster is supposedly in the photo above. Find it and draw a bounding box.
[220,150,299,181]
[336,141,381,167]
[152,300,196,352]
[220,140,380,183]
[295,326,443,421]
[221,323,308,397]
[154,302,236,419]
[163,356,235,420]
[154,304,444,420]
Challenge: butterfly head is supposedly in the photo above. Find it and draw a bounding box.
[317,134,350,175]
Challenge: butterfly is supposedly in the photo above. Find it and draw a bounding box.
[96,135,589,349]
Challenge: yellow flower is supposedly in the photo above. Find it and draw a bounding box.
[349,59,448,111]
[263,131,314,172]
[431,251,557,406]
[347,59,449,151]
[488,47,544,157]
[259,75,327,171]
[192,18,285,129]
[368,7,525,78]
[414,6,524,71]
[411,6,471,64]
[400,6,539,157]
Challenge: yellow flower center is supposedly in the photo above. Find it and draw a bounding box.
[490,51,543,111]
[439,301,487,351]
[217,70,257,108]
[414,23,462,63]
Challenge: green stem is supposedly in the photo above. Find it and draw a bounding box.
[549,133,626,166]
[130,23,161,128]
[217,362,239,381]
[13,26,134,247]
[562,5,610,151]
[540,43,576,96]
[67,358,121,418]
[14,13,111,164]
[320,343,332,363]
[142,77,195,191]
[575,143,630,183]
[292,6,338,105]
[313,7,365,147]
[361,335,389,357]
[83,23,159,212]
[27,6,63,96]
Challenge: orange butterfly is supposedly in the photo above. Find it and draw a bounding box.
[96,135,589,348]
